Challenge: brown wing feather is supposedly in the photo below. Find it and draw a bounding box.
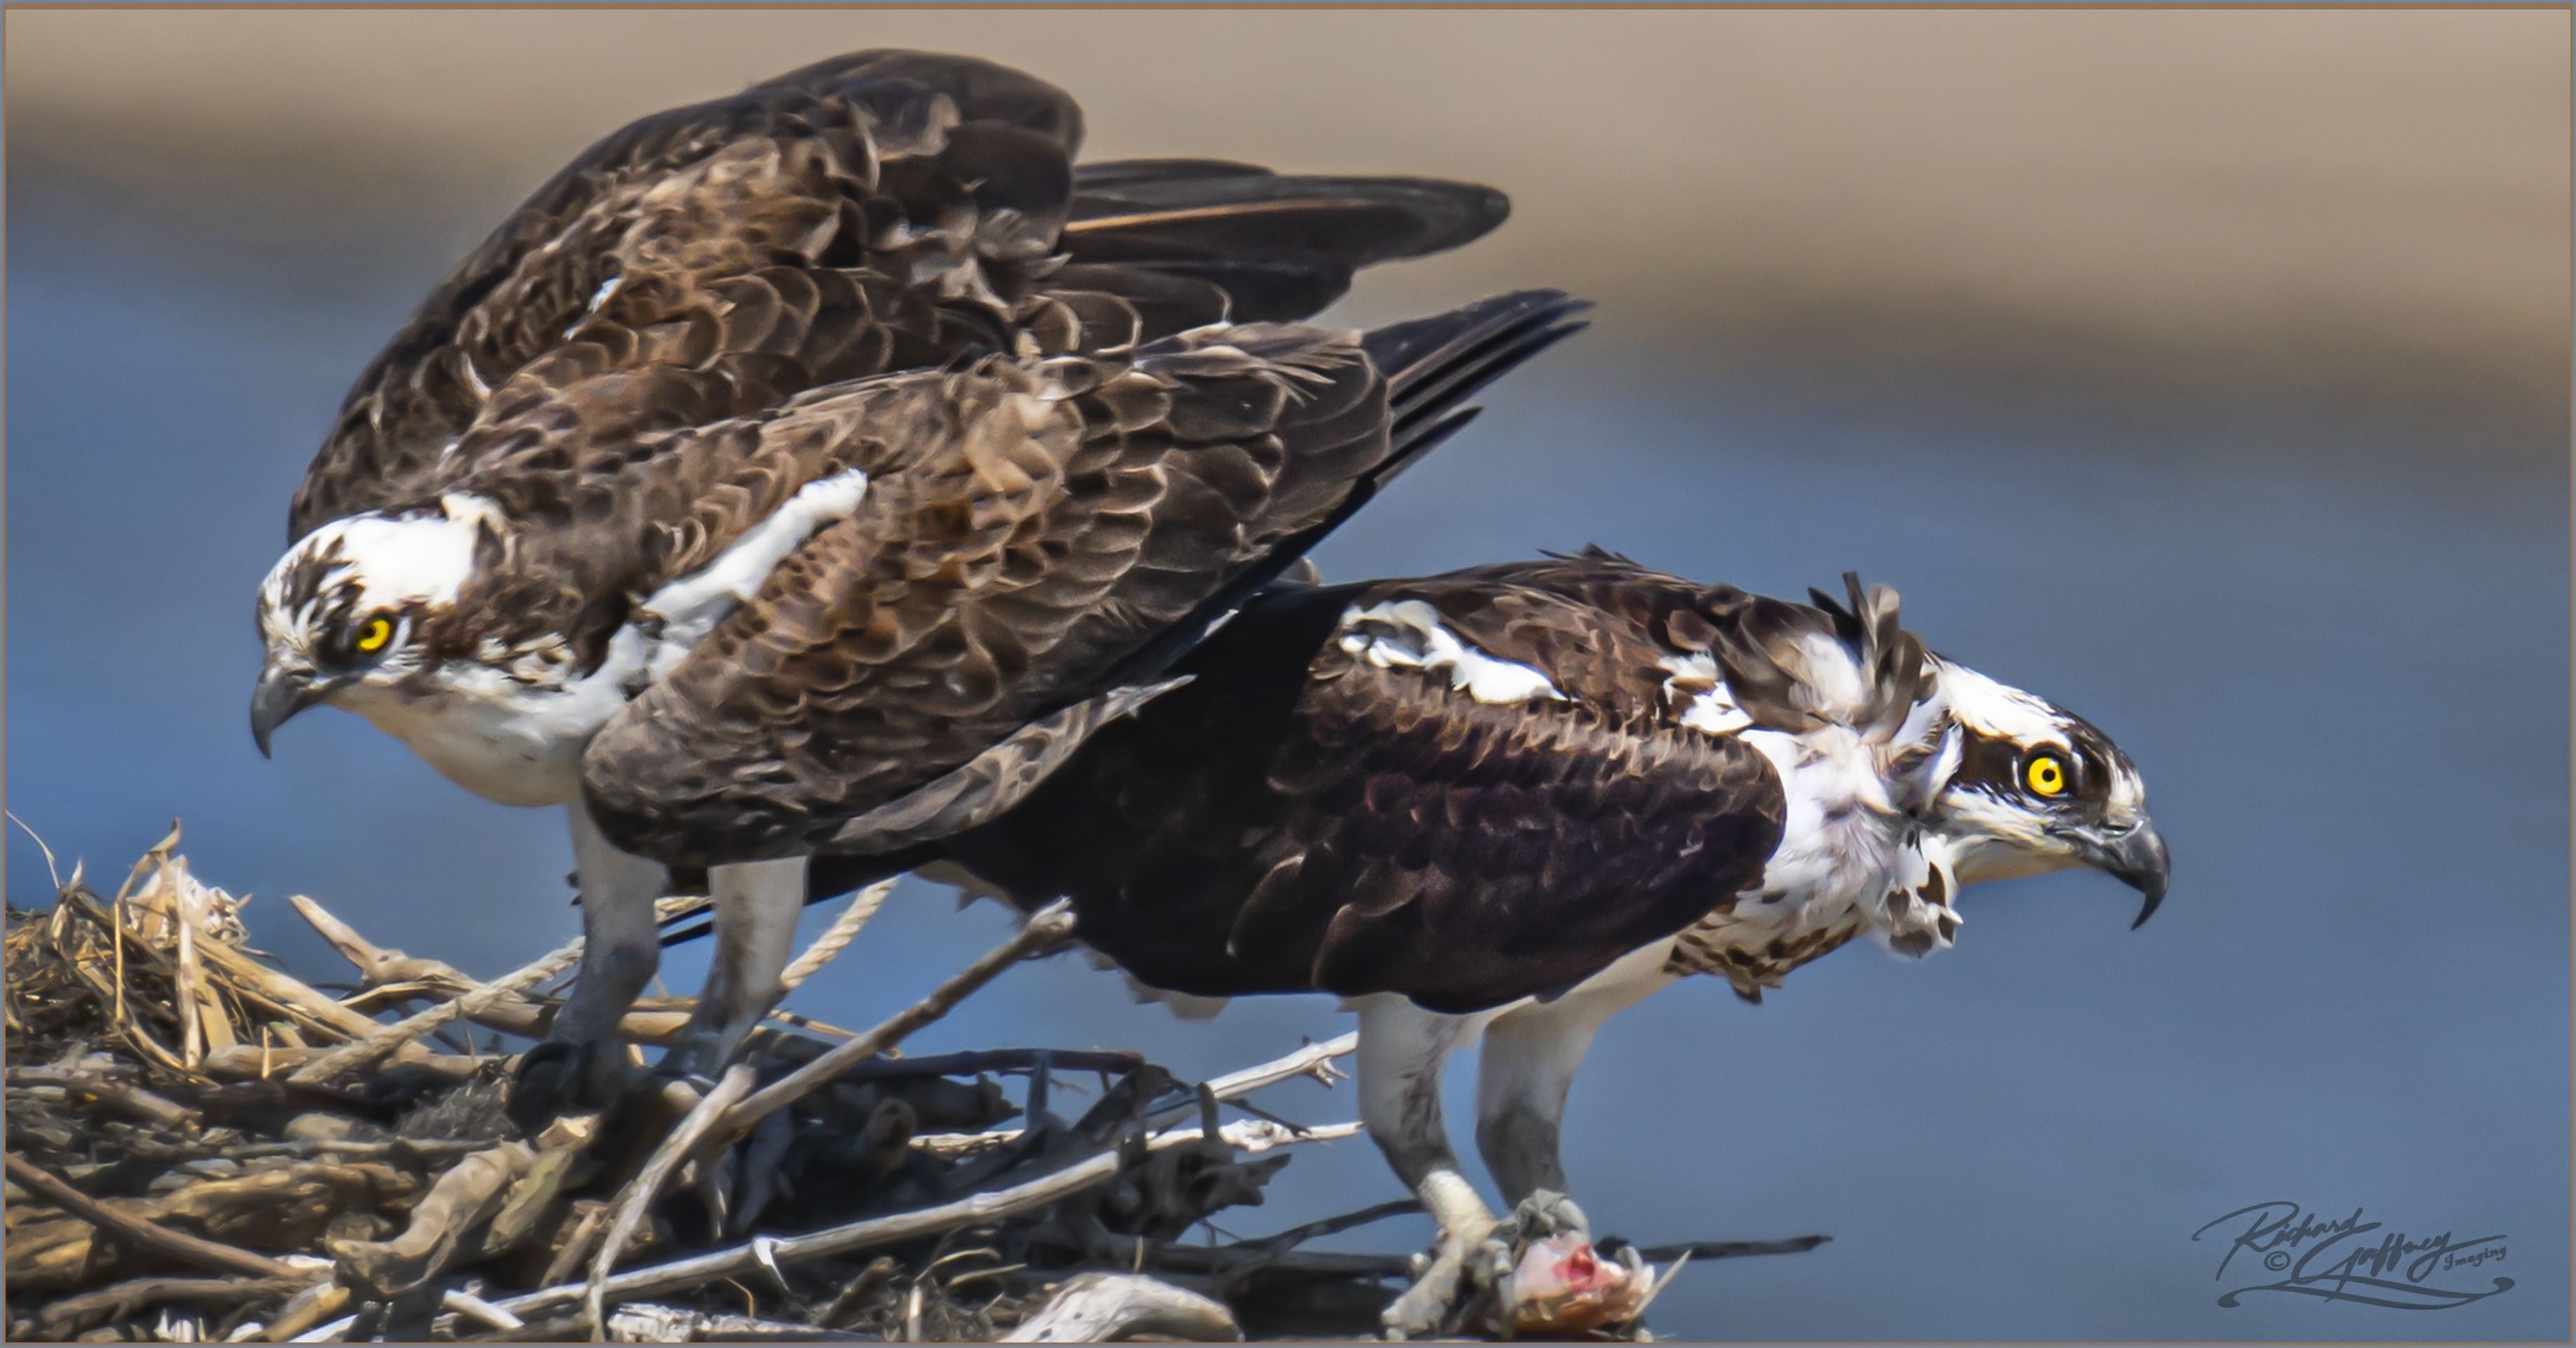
[288,52,1514,542]
[919,569,1791,1014]
[289,52,1091,540]
[578,323,1397,866]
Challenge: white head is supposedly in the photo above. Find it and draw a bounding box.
[250,495,500,754]
[1904,655,2168,927]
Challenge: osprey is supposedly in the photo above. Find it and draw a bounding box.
[246,48,1585,1118]
[842,552,2168,1335]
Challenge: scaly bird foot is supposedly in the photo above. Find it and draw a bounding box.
[504,1039,631,1132]
[654,1028,727,1084]
[1382,1218,1515,1341]
[1511,1189,1594,1243]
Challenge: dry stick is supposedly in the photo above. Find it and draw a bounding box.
[31,1274,310,1336]
[293,892,700,989]
[1001,1272,1240,1343]
[1140,1234,1827,1283]
[486,1116,1359,1326]
[287,936,584,1084]
[776,878,895,992]
[585,1063,759,1337]
[542,1205,613,1290]
[286,893,719,1048]
[120,1135,490,1164]
[189,938,385,1044]
[721,902,1076,1135]
[1215,1199,1423,1264]
[441,1287,528,1334]
[287,894,476,993]
[912,1036,1357,1158]
[1,1152,313,1283]
[1177,1032,1359,1116]
[331,1142,534,1298]
[4,1068,198,1130]
[203,1044,486,1081]
[266,1283,356,1344]
[105,825,181,1045]
[835,1047,1146,1084]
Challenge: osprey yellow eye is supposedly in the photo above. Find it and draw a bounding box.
[2024,753,2068,798]
[354,616,394,654]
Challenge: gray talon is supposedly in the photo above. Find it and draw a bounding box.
[1512,1188,1592,1242]
[1381,1221,1514,1340]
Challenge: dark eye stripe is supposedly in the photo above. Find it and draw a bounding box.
[1955,729,2111,810]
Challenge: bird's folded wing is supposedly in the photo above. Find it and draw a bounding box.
[290,51,1090,540]
[288,51,1514,544]
[1057,159,1511,331]
[576,323,1401,867]
[940,571,1795,1015]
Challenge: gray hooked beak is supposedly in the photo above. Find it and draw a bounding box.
[2085,818,2170,930]
[249,663,322,759]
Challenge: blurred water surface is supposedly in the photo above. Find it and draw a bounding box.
[7,176,2566,1340]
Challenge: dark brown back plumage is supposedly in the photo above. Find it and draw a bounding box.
[893,555,1940,1014]
[288,50,1509,541]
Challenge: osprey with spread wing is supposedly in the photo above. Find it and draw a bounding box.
[248,49,1584,1117]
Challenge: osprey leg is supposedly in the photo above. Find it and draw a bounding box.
[1474,949,1671,1228]
[1355,996,1512,1339]
[662,856,808,1078]
[511,808,669,1126]
[1469,961,1669,1333]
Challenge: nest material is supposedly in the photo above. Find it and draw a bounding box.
[4,826,1827,1343]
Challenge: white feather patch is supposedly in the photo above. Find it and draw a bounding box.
[261,495,494,623]
[1657,652,1751,735]
[634,468,869,651]
[1928,657,2068,747]
[1337,599,1565,705]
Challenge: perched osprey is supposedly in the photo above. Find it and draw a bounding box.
[843,552,2168,1335]
[246,48,1584,1118]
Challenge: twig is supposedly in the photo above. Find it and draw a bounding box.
[288,937,583,1084]
[812,1256,898,1329]
[1165,1032,1358,1123]
[6,1068,198,1130]
[542,1204,612,1290]
[1,1152,313,1283]
[441,1287,528,1333]
[30,1274,309,1337]
[287,894,476,994]
[6,808,65,890]
[117,1135,490,1164]
[825,1047,1145,1084]
[1137,1232,1827,1283]
[328,1142,533,1298]
[1217,1199,1422,1264]
[486,1114,1357,1325]
[721,902,1076,1135]
[189,938,385,1044]
[587,1063,758,1335]
[107,825,184,1053]
[258,1281,353,1344]
[1002,1272,1240,1342]
[202,1043,485,1081]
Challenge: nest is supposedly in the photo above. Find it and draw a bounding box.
[4,826,1824,1343]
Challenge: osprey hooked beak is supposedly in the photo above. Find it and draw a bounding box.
[249,662,332,759]
[2069,818,2171,929]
